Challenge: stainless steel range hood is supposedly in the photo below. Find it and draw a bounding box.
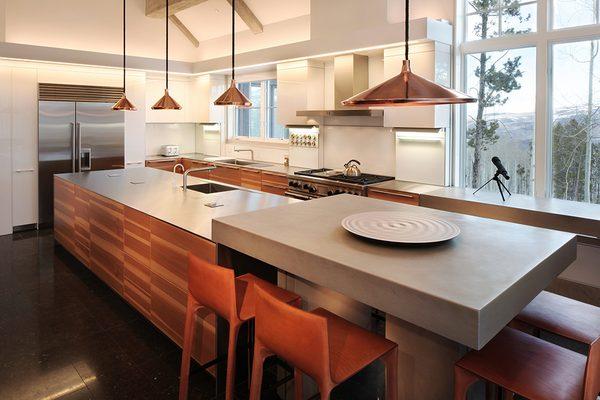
[297,54,377,118]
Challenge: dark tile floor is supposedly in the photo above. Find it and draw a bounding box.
[0,230,384,400]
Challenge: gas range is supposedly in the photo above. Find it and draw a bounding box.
[286,168,394,200]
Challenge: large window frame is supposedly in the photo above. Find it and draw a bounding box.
[456,0,600,198]
[232,78,289,143]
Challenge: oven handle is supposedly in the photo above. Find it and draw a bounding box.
[284,191,313,201]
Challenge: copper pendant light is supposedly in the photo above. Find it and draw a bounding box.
[152,0,182,110]
[112,0,137,111]
[214,0,252,107]
[341,0,476,107]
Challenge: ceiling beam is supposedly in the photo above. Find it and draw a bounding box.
[145,0,208,18]
[169,15,200,47]
[224,0,263,34]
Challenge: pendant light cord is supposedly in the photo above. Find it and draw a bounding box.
[123,0,126,92]
[166,0,169,90]
[231,0,235,81]
[405,0,409,60]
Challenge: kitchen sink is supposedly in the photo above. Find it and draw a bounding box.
[184,183,238,194]
[216,159,271,167]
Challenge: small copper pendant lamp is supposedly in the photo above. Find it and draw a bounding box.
[214,0,252,107]
[113,0,137,111]
[152,0,182,110]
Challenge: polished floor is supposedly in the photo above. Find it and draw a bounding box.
[0,230,383,400]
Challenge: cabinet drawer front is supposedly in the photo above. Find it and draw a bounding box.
[211,166,241,185]
[124,253,151,294]
[241,169,262,190]
[368,190,420,206]
[124,277,151,318]
[146,159,180,171]
[261,182,287,196]
[261,172,287,186]
[150,217,217,291]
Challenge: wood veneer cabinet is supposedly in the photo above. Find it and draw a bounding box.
[241,168,262,190]
[368,188,420,206]
[89,191,125,295]
[145,159,181,171]
[261,171,288,196]
[54,176,216,368]
[210,165,242,186]
[54,177,76,255]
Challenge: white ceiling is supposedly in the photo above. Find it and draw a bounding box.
[177,0,310,41]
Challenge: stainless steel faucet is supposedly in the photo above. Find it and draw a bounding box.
[173,163,185,174]
[182,166,216,191]
[234,148,254,160]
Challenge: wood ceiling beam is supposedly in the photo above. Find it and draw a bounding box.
[145,0,208,18]
[224,0,263,34]
[169,15,200,47]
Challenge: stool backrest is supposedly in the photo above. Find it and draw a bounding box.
[188,253,237,321]
[255,285,331,385]
[584,338,599,400]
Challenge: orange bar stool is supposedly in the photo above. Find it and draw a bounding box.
[510,290,600,400]
[453,326,599,400]
[178,254,301,400]
[249,285,399,400]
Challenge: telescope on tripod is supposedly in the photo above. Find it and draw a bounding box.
[473,156,512,201]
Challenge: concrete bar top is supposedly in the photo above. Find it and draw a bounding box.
[421,187,600,238]
[213,195,577,349]
[57,168,297,241]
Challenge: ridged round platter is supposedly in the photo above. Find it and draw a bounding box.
[341,211,460,244]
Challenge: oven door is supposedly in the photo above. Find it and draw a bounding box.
[284,190,315,201]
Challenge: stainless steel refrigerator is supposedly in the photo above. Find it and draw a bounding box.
[38,101,124,227]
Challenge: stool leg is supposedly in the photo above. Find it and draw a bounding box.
[294,368,303,400]
[502,388,514,399]
[179,296,199,400]
[249,341,270,400]
[226,321,241,400]
[382,347,398,400]
[453,366,479,400]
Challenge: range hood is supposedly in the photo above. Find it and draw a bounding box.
[297,54,378,118]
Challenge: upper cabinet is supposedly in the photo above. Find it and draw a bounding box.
[383,42,452,129]
[146,74,226,124]
[276,60,325,126]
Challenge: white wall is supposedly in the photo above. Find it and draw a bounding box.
[322,126,396,176]
[145,123,197,156]
[0,66,12,235]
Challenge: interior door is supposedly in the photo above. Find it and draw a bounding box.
[76,102,124,171]
[38,101,76,227]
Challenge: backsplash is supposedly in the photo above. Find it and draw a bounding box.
[145,123,196,155]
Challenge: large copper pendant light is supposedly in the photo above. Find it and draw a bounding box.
[112,0,137,111]
[214,0,252,107]
[341,0,476,107]
[152,0,182,110]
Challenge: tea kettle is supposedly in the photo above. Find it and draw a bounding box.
[343,159,362,177]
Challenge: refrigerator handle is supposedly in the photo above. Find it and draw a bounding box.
[76,122,82,172]
[70,122,76,172]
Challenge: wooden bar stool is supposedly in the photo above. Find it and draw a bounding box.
[178,254,301,400]
[510,290,600,400]
[453,326,599,400]
[249,285,399,400]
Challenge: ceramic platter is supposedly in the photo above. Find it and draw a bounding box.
[341,211,460,244]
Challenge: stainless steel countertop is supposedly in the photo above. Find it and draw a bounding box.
[421,187,600,239]
[57,168,298,241]
[213,195,577,349]
[369,180,443,195]
[145,153,304,176]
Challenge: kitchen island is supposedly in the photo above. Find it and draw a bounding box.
[212,194,577,399]
[53,167,296,372]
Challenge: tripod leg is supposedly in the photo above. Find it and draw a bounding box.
[473,177,495,195]
[496,179,506,201]
[498,179,512,196]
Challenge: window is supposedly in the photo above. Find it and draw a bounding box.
[466,0,536,41]
[459,0,600,204]
[464,48,536,195]
[235,79,288,141]
[552,39,600,203]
